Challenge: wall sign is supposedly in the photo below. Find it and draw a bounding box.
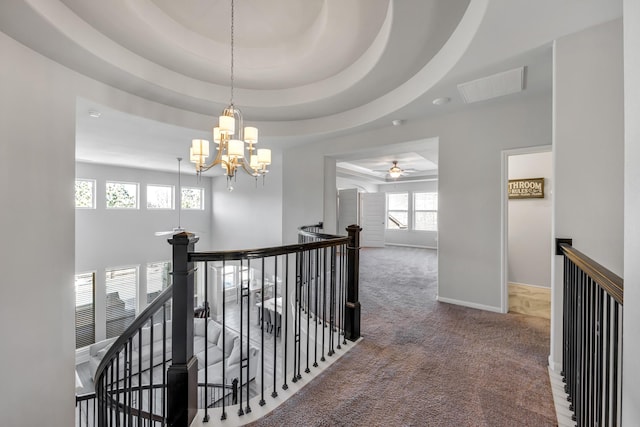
[508,178,544,199]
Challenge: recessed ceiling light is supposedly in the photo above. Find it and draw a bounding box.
[392,119,404,126]
[432,97,451,106]
[88,110,101,118]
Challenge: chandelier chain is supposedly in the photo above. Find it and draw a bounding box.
[230,0,235,106]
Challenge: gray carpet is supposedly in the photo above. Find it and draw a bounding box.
[250,246,556,426]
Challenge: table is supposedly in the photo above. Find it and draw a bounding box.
[255,296,282,314]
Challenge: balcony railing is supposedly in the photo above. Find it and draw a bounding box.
[80,223,361,427]
[557,239,623,426]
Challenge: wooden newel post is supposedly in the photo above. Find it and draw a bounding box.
[345,224,362,341]
[168,232,199,427]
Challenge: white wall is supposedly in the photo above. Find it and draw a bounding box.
[210,149,283,250]
[76,162,213,271]
[508,152,552,287]
[0,32,76,426]
[75,162,213,343]
[378,180,438,248]
[283,91,551,311]
[550,19,624,369]
[0,31,216,425]
[336,176,379,193]
[623,0,640,423]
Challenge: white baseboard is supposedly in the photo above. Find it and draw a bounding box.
[548,356,562,373]
[508,281,551,290]
[385,243,437,250]
[548,366,575,427]
[436,296,502,313]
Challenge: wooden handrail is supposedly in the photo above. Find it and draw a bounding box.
[559,243,624,304]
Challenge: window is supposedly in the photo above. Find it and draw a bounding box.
[147,184,174,209]
[105,266,138,338]
[75,272,95,349]
[223,264,250,290]
[75,179,95,209]
[414,192,438,231]
[147,261,171,303]
[106,181,138,209]
[181,187,205,210]
[387,193,408,229]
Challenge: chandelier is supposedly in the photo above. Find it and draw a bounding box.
[189,0,271,185]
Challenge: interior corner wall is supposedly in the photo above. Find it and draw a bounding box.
[508,152,552,287]
[282,91,551,311]
[550,18,624,369]
[623,0,640,423]
[0,32,76,426]
[210,148,283,250]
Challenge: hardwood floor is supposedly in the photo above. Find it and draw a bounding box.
[508,282,551,319]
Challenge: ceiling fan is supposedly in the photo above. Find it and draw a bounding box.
[374,160,415,178]
[154,157,186,236]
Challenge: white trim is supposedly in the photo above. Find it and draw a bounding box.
[548,355,562,373]
[548,366,575,427]
[500,145,553,314]
[436,296,502,313]
[190,336,363,427]
[508,281,551,290]
[385,243,437,250]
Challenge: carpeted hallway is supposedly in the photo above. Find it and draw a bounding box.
[250,246,557,426]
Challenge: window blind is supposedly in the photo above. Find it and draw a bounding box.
[105,267,138,338]
[75,272,95,349]
[147,261,171,303]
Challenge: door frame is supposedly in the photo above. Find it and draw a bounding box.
[500,144,552,313]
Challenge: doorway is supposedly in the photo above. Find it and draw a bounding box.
[501,146,552,316]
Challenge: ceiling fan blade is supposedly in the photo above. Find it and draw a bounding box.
[154,230,175,236]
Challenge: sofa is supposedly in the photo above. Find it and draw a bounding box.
[88,318,259,389]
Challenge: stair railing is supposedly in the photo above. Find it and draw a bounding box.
[557,239,624,426]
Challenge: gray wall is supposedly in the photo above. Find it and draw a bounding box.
[508,151,552,287]
[210,150,283,251]
[623,0,640,423]
[550,19,624,370]
[283,92,551,312]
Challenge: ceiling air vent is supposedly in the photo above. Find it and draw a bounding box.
[457,66,525,104]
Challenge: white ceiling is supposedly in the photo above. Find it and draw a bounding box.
[0,0,622,173]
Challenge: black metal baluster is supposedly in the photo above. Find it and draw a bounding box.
[203,261,209,422]
[283,254,289,391]
[328,246,336,356]
[138,327,143,427]
[596,286,604,426]
[313,248,319,368]
[604,294,611,425]
[149,321,154,425]
[321,247,327,362]
[221,259,227,421]
[305,246,311,374]
[337,245,343,350]
[242,258,251,415]
[295,250,302,381]
[611,302,619,425]
[161,303,167,423]
[272,255,279,398]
